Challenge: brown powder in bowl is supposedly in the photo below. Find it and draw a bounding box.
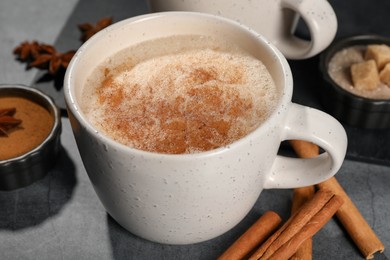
[0,96,54,160]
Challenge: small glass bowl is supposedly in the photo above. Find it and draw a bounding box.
[0,84,62,191]
[319,35,390,129]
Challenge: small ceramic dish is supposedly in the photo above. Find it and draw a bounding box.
[319,35,390,129]
[0,84,62,191]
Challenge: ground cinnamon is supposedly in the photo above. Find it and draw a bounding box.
[0,107,22,135]
[218,211,282,260]
[0,96,54,160]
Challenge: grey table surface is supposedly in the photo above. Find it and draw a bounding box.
[0,0,389,259]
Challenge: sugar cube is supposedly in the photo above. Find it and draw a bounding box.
[350,59,380,91]
[365,44,390,70]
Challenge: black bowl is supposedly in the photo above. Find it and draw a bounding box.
[319,35,390,129]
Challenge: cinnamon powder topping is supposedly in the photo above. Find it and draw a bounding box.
[82,36,278,154]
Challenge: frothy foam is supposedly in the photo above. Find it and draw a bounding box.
[82,35,279,154]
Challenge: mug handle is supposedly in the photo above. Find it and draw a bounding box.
[278,0,337,59]
[264,103,347,189]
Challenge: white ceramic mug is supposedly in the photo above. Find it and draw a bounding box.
[147,0,337,60]
[64,12,347,245]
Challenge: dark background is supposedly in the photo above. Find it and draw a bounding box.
[289,0,390,166]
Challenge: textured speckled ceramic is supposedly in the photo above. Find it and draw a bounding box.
[64,12,347,245]
[147,0,337,60]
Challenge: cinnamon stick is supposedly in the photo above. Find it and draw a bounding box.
[289,187,315,260]
[288,140,317,260]
[317,178,385,259]
[288,140,319,159]
[249,189,343,260]
[218,211,282,260]
[269,193,343,260]
[290,140,385,259]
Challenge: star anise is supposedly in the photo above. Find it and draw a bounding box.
[28,45,76,75]
[0,108,22,136]
[13,41,76,75]
[78,17,113,42]
[13,41,42,61]
[13,16,114,81]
